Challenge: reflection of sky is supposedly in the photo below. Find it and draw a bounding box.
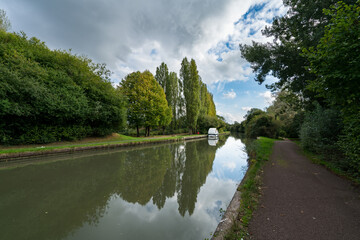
[65,137,248,240]
[210,137,248,182]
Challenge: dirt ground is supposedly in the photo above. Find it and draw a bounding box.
[249,140,360,240]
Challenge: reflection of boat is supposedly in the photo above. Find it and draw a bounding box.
[208,128,219,140]
[208,139,218,146]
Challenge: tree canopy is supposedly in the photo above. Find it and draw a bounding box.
[0,31,126,144]
[120,70,172,136]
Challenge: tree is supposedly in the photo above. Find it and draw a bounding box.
[267,90,304,137]
[166,72,179,130]
[155,62,169,91]
[120,70,172,137]
[181,58,200,133]
[303,0,360,178]
[0,9,11,32]
[0,31,126,144]
[239,0,357,101]
[304,1,360,114]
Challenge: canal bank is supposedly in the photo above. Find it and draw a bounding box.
[212,137,277,239]
[0,133,230,162]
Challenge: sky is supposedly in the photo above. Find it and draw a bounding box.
[1,0,287,123]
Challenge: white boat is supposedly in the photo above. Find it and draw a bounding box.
[208,128,219,139]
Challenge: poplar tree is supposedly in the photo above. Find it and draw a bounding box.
[181,58,200,133]
[155,62,169,91]
[166,72,179,129]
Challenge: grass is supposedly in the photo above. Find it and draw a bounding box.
[225,137,277,240]
[0,133,205,155]
[292,140,360,185]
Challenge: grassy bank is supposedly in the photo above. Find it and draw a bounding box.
[225,137,277,240]
[0,133,207,157]
[292,140,360,185]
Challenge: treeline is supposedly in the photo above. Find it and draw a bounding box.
[119,58,225,137]
[0,12,224,144]
[232,0,360,179]
[0,30,126,144]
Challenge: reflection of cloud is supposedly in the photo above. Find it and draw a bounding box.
[67,136,249,240]
[223,161,237,172]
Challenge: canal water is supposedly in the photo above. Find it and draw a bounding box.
[0,135,248,240]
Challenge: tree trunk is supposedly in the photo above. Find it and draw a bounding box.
[162,126,165,135]
[147,126,151,137]
[136,126,140,137]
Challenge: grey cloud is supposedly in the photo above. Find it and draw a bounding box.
[3,0,231,65]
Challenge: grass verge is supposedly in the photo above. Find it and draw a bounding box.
[292,140,360,185]
[0,134,205,156]
[225,137,277,240]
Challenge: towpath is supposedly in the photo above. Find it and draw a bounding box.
[249,140,360,240]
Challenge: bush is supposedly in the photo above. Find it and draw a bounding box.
[245,113,280,139]
[338,113,360,179]
[299,103,342,154]
[0,31,126,144]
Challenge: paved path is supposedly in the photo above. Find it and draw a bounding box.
[249,140,360,240]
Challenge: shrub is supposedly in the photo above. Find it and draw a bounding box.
[245,113,280,139]
[338,113,360,179]
[299,103,342,154]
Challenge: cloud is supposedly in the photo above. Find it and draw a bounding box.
[3,0,287,85]
[222,89,236,99]
[217,111,244,124]
[241,106,252,111]
[259,91,275,105]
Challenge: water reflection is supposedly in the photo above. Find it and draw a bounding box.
[208,138,218,146]
[0,136,247,240]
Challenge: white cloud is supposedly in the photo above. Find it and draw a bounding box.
[3,0,286,86]
[259,91,275,105]
[217,111,244,124]
[222,89,237,99]
[241,106,252,111]
[3,0,287,122]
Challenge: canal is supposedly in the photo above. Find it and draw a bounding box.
[0,135,248,240]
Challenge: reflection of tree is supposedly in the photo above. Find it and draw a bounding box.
[177,140,217,216]
[0,154,122,240]
[153,145,180,209]
[0,137,229,239]
[116,146,171,205]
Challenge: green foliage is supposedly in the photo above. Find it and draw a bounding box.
[245,113,280,139]
[302,1,360,178]
[304,1,360,113]
[337,114,360,179]
[120,70,172,136]
[267,90,304,138]
[197,115,220,134]
[181,58,201,133]
[299,103,342,154]
[240,0,357,101]
[230,121,245,133]
[0,31,126,144]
